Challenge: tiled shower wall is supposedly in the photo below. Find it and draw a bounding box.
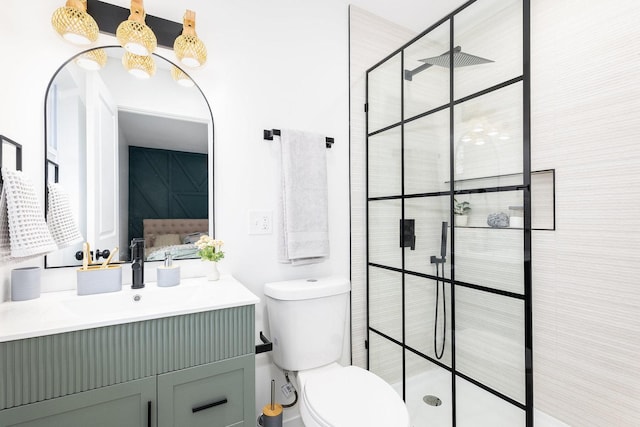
[530,0,640,425]
[349,5,415,369]
[352,1,640,425]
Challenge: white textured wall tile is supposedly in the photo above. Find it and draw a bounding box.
[369,267,403,341]
[531,0,640,425]
[349,6,415,369]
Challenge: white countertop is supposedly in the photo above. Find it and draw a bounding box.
[0,274,260,343]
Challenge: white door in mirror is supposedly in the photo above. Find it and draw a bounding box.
[86,73,119,257]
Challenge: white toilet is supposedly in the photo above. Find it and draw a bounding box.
[264,276,410,427]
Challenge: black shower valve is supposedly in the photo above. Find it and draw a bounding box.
[74,249,111,261]
[400,219,416,251]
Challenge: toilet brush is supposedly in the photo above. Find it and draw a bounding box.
[258,380,283,427]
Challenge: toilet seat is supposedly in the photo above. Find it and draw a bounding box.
[301,366,409,427]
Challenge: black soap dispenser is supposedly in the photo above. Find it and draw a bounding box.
[130,238,145,289]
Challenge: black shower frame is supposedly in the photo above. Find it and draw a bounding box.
[364,0,532,426]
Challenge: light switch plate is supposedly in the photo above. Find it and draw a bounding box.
[248,210,273,235]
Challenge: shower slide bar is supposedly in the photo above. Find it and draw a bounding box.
[263,129,335,148]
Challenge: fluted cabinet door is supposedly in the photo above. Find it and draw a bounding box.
[0,377,156,427]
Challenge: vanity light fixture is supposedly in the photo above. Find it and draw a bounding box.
[171,66,195,88]
[51,0,99,45]
[75,48,107,71]
[122,52,156,79]
[173,10,207,68]
[116,0,157,56]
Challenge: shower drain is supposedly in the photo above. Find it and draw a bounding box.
[422,395,442,406]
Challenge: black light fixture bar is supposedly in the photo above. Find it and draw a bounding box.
[86,0,182,50]
[263,129,334,148]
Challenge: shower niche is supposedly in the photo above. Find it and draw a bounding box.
[366,0,532,426]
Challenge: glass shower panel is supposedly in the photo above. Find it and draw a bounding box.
[405,351,452,427]
[403,21,450,120]
[368,127,402,198]
[368,53,402,133]
[453,0,523,100]
[369,267,402,342]
[404,195,451,279]
[405,275,451,366]
[455,376,525,427]
[368,199,402,269]
[404,109,450,195]
[455,286,525,405]
[454,190,524,294]
[366,1,530,424]
[369,332,403,398]
[453,82,523,189]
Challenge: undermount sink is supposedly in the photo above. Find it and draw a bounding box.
[61,287,187,317]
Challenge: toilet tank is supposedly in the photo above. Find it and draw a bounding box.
[264,277,350,372]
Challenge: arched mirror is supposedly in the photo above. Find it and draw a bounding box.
[44,46,213,268]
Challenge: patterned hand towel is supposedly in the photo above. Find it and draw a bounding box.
[0,168,57,263]
[47,182,84,249]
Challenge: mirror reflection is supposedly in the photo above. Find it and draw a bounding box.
[45,47,213,268]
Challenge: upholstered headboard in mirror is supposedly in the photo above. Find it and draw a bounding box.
[142,218,209,261]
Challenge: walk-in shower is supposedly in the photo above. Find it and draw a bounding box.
[366,0,532,426]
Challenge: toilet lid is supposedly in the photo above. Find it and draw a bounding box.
[303,366,409,427]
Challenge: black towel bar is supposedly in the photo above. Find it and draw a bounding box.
[263,129,334,148]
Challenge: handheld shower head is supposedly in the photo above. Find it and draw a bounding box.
[440,221,448,260]
[430,221,448,265]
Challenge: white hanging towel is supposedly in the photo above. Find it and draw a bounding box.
[47,182,84,249]
[276,129,329,265]
[0,168,57,264]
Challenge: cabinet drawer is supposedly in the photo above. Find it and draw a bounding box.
[158,355,253,427]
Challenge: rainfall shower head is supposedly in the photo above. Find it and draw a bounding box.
[419,47,493,68]
[404,46,494,81]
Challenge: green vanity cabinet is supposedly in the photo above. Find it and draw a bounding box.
[0,305,256,427]
[0,377,156,427]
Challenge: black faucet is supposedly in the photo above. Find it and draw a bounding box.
[130,238,145,289]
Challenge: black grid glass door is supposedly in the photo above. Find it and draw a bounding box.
[366,1,532,426]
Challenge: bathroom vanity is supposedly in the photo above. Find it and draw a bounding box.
[0,275,259,427]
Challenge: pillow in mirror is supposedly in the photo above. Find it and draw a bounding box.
[182,231,207,244]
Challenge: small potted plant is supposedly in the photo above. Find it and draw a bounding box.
[454,198,471,226]
[195,235,225,281]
